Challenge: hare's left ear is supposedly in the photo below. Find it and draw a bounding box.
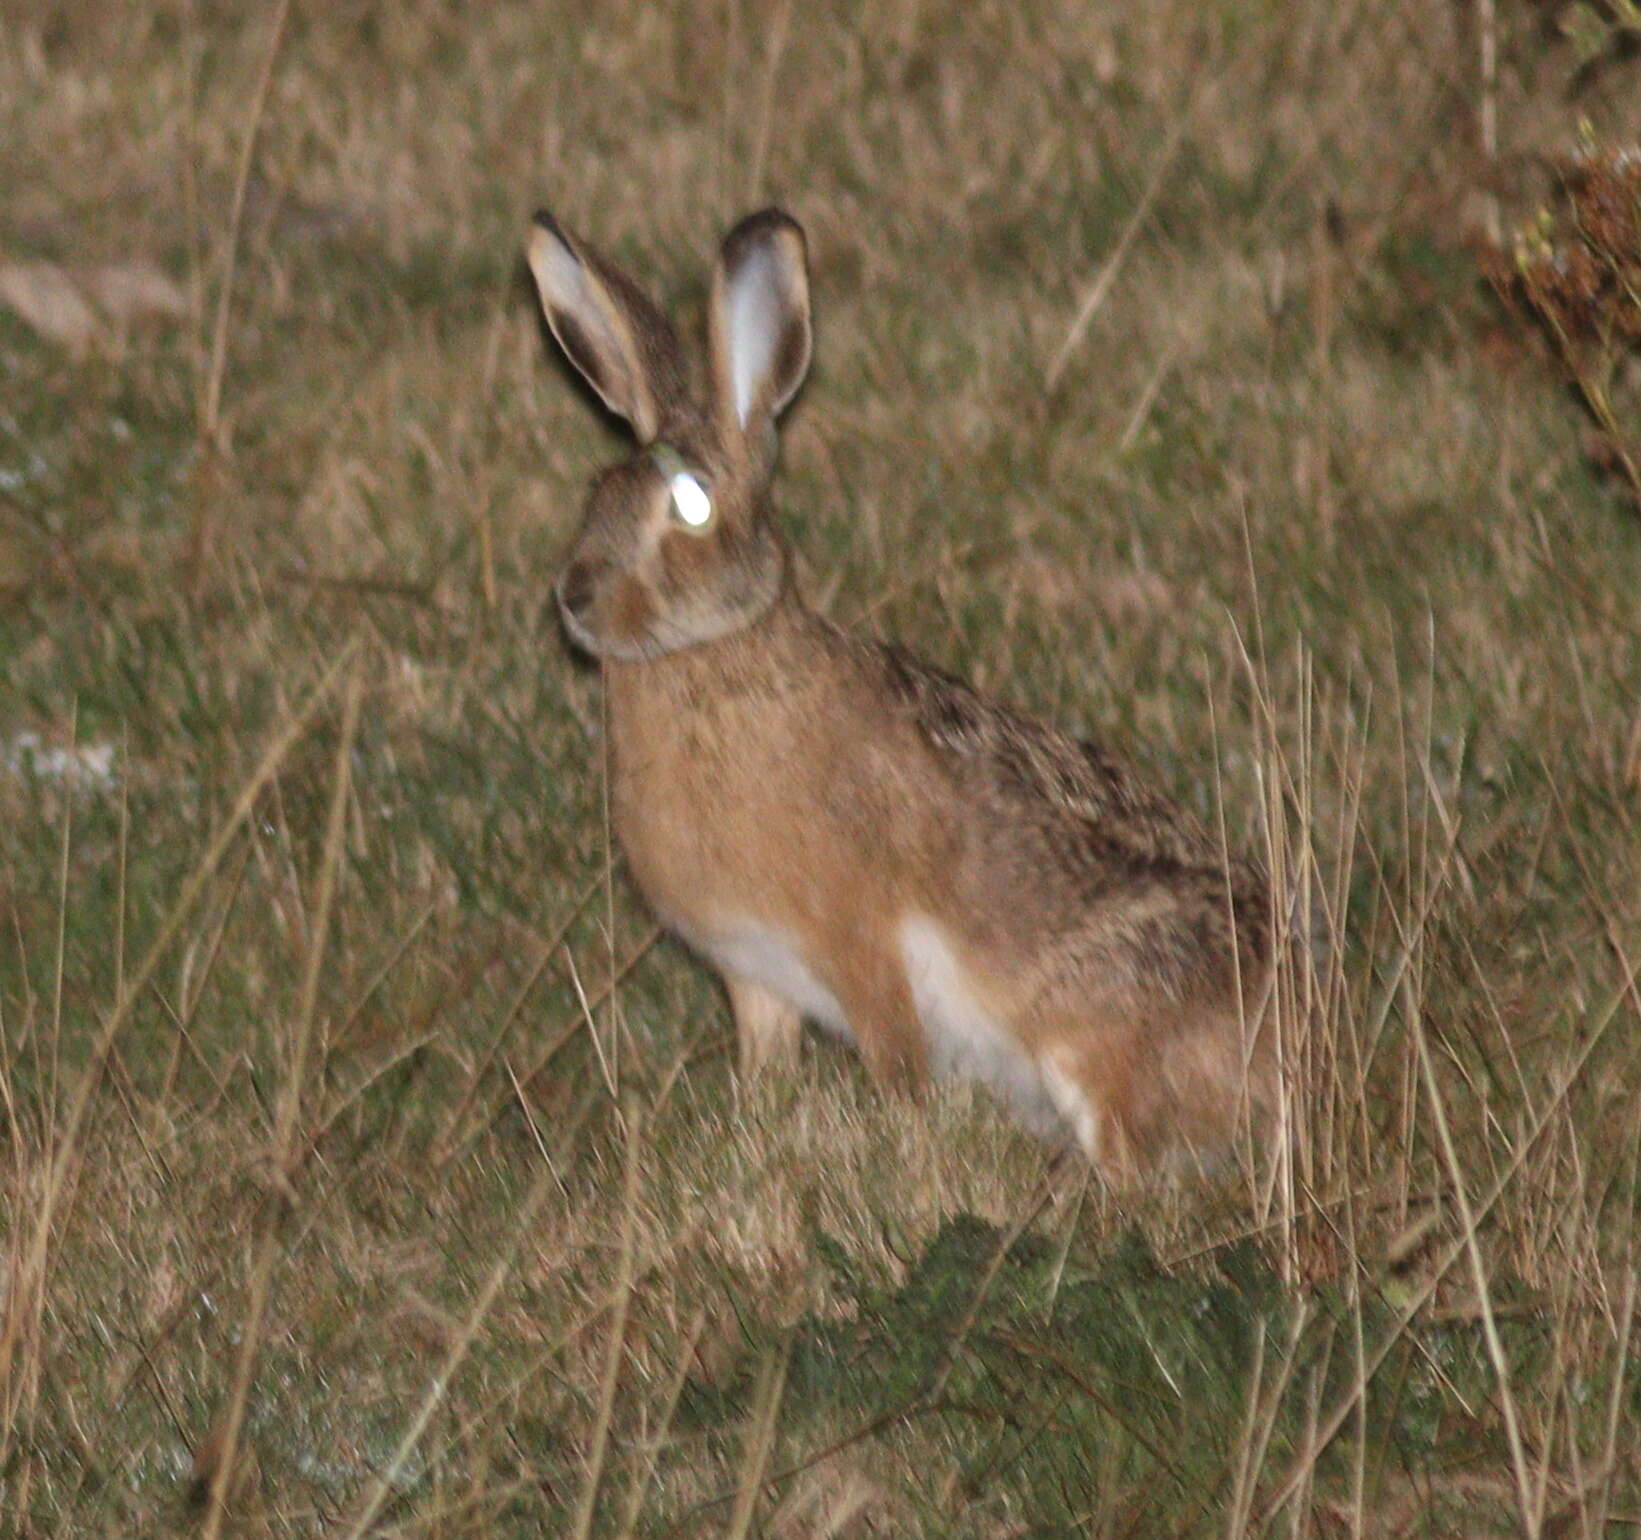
[527,210,684,444]
[708,209,812,443]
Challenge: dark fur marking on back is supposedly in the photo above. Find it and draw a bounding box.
[872,639,1270,962]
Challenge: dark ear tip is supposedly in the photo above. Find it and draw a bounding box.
[529,209,581,272]
[731,207,803,241]
[720,207,806,270]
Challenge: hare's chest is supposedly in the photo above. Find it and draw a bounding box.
[606,701,772,918]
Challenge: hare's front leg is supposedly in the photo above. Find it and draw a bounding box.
[726,976,802,1076]
[828,943,929,1093]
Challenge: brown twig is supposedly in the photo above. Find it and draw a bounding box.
[199,0,293,450]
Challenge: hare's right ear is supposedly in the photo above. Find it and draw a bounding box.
[708,209,812,444]
[528,211,683,444]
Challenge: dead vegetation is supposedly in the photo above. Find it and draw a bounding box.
[1,1,1638,1535]
[1486,135,1641,514]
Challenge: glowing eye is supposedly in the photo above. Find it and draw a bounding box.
[650,444,714,530]
[669,470,713,528]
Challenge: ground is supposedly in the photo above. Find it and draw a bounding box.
[1,1,1639,1535]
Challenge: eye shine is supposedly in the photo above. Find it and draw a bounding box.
[651,444,713,528]
[670,469,712,527]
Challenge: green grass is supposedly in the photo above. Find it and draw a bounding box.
[2,1,1640,1534]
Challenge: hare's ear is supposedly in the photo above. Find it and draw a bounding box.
[708,209,812,440]
[528,211,683,444]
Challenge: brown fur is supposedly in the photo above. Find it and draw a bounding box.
[528,207,1275,1177]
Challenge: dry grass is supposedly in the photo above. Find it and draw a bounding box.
[2,1,1639,1535]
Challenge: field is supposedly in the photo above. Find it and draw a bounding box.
[2,1,1639,1534]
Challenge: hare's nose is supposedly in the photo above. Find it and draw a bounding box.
[557,560,598,620]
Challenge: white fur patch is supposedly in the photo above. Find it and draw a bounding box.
[898,914,1064,1137]
[726,244,777,427]
[691,920,853,1042]
[1040,1053,1103,1160]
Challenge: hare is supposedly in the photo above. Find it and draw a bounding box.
[528,206,1275,1178]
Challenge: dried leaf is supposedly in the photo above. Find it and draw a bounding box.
[0,256,189,352]
[0,260,99,351]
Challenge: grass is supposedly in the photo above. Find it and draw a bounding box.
[2,0,1639,1534]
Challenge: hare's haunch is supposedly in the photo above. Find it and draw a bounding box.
[530,207,1274,1178]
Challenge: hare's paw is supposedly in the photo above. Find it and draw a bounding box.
[1036,1039,1142,1182]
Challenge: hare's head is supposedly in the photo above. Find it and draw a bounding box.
[529,209,812,661]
